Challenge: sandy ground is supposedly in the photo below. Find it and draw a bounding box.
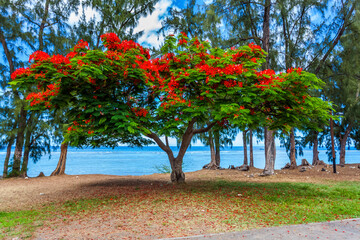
[1,164,359,212]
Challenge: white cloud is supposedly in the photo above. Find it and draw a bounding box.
[68,2,100,26]
[202,0,213,4]
[134,0,173,48]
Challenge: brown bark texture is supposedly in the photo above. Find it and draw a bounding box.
[243,131,248,165]
[289,128,297,169]
[261,0,275,176]
[147,119,215,183]
[312,131,319,165]
[204,131,218,169]
[20,114,35,177]
[11,107,27,176]
[249,129,254,167]
[51,143,68,176]
[330,117,336,173]
[3,139,14,178]
[214,131,220,166]
[339,125,352,166]
[263,128,276,175]
[38,0,50,51]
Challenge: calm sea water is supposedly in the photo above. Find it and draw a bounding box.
[0,146,359,177]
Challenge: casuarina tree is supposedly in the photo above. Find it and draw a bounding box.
[11,32,331,183]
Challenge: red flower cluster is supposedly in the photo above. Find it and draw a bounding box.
[223,79,242,88]
[256,69,282,90]
[248,42,262,52]
[132,107,148,117]
[66,51,77,59]
[50,55,71,65]
[11,67,31,80]
[29,51,50,63]
[74,39,89,52]
[178,39,187,45]
[101,33,150,59]
[287,67,302,74]
[101,33,120,44]
[25,82,60,107]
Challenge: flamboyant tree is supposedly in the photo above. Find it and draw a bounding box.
[11,32,331,182]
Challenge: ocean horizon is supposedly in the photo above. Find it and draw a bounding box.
[0,145,359,177]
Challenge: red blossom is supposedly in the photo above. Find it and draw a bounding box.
[132,107,148,117]
[29,51,50,63]
[66,51,77,59]
[287,67,302,74]
[50,55,70,65]
[178,39,187,45]
[74,39,89,52]
[11,68,31,80]
[248,42,262,52]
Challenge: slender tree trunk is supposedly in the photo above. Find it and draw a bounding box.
[51,143,68,176]
[214,130,220,166]
[339,124,352,166]
[261,0,275,176]
[249,129,254,167]
[2,118,18,178]
[243,131,248,165]
[330,116,336,173]
[20,142,30,178]
[11,107,27,177]
[263,127,276,175]
[262,0,271,67]
[209,132,215,163]
[3,139,14,178]
[289,127,297,169]
[205,131,218,169]
[20,113,34,177]
[312,131,319,165]
[38,0,50,51]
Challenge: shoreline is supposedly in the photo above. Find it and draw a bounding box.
[1,164,359,212]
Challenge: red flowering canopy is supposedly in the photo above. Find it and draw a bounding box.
[11,32,330,147]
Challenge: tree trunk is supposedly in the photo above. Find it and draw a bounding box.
[147,119,216,183]
[289,127,297,169]
[312,131,319,165]
[330,116,336,173]
[249,129,254,167]
[20,113,34,177]
[205,131,218,169]
[20,143,30,178]
[3,138,14,178]
[51,143,68,176]
[170,155,185,183]
[262,0,271,68]
[214,130,220,166]
[38,0,50,51]
[3,119,18,178]
[263,127,276,176]
[339,124,352,166]
[261,0,274,176]
[11,106,27,177]
[243,131,248,165]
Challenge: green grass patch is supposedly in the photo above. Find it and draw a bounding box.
[1,180,360,238]
[0,210,42,239]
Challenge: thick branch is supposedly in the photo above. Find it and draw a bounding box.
[39,0,51,51]
[146,132,172,155]
[313,3,355,74]
[193,122,217,134]
[0,29,15,74]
